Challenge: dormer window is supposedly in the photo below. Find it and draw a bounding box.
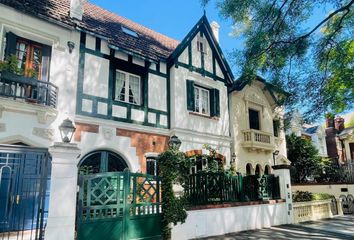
[121,26,138,38]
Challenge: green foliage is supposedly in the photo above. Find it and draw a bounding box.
[157,149,192,240]
[286,133,322,183]
[202,0,354,120]
[0,55,23,75]
[292,190,334,202]
[292,191,313,202]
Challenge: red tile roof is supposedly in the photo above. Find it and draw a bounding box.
[0,0,179,60]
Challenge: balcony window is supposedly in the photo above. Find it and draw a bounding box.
[249,108,260,130]
[114,70,141,105]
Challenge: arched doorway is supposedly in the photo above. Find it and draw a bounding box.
[255,164,262,176]
[246,163,252,175]
[78,150,128,175]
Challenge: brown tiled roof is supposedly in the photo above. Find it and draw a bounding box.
[0,0,179,60]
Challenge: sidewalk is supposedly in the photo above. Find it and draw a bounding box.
[198,215,354,240]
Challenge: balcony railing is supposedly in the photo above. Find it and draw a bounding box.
[0,71,58,108]
[242,129,274,151]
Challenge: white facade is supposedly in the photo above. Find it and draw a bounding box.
[229,80,288,174]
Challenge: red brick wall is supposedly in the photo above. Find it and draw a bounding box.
[74,122,99,141]
[116,128,169,172]
[325,127,338,159]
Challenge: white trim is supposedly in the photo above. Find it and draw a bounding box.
[144,152,159,158]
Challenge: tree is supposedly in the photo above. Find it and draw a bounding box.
[202,0,354,120]
[286,133,322,183]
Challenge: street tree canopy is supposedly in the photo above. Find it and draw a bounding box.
[202,0,354,121]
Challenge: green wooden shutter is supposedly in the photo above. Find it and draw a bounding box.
[5,32,18,59]
[210,88,220,117]
[186,80,195,111]
[41,45,52,81]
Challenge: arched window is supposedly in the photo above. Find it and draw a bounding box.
[246,163,252,175]
[78,150,128,175]
[255,164,262,176]
[264,165,271,175]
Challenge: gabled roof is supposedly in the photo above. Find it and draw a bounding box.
[230,75,289,105]
[338,126,354,137]
[167,15,234,85]
[0,0,179,60]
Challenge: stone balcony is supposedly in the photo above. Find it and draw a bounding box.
[242,129,275,152]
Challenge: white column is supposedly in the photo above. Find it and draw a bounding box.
[45,143,81,240]
[272,165,293,224]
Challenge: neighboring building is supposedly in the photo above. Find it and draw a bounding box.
[229,77,289,175]
[326,116,354,164]
[289,111,328,158]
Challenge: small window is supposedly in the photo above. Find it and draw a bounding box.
[115,70,141,105]
[122,26,138,38]
[197,38,207,54]
[146,157,158,176]
[249,109,260,130]
[194,86,210,115]
[273,119,280,137]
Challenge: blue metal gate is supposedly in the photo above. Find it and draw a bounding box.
[0,145,50,240]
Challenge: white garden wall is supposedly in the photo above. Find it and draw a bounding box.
[172,202,288,240]
[292,183,354,198]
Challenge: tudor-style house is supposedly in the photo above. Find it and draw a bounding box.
[0,0,234,239]
[229,77,289,175]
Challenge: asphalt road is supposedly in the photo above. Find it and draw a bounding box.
[198,215,354,240]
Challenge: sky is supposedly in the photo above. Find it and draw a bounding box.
[89,0,241,63]
[89,0,330,76]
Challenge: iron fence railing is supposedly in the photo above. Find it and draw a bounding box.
[0,71,58,108]
[185,172,281,206]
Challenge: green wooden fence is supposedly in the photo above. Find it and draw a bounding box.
[185,173,281,206]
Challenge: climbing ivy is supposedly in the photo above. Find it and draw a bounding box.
[157,148,192,240]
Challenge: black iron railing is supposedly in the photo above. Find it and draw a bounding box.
[0,71,58,108]
[185,172,281,206]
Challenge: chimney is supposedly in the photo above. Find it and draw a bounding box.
[210,21,220,43]
[325,114,334,128]
[335,116,345,132]
[70,0,86,21]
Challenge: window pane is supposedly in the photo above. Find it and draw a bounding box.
[16,42,28,73]
[108,153,128,172]
[128,75,140,104]
[201,89,209,114]
[249,109,260,130]
[79,152,101,175]
[195,88,199,112]
[146,158,157,176]
[32,46,42,79]
[115,71,126,101]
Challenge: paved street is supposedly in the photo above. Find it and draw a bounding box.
[199,215,354,240]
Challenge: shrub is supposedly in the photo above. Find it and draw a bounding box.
[293,191,313,202]
[292,191,334,202]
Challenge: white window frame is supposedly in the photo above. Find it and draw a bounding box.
[115,70,141,105]
[194,85,210,116]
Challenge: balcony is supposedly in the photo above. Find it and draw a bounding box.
[242,129,275,152]
[0,71,58,108]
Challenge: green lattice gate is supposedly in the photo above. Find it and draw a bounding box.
[77,170,162,240]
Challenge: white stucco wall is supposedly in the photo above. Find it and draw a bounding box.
[292,183,354,199]
[229,82,287,174]
[0,4,80,147]
[148,73,167,111]
[172,203,288,239]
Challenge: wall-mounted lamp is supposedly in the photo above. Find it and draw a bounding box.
[168,135,181,150]
[67,41,75,54]
[273,150,280,166]
[59,118,76,143]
